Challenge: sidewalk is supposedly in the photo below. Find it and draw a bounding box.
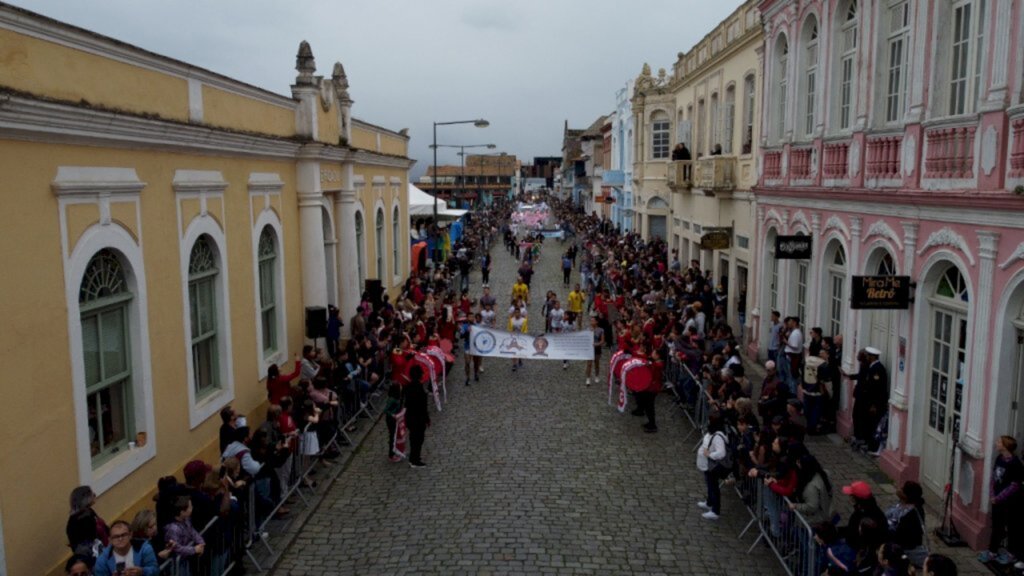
[740,360,987,575]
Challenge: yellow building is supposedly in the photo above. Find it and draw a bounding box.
[631,0,762,338]
[0,4,412,574]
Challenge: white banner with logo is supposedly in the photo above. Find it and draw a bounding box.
[469,326,594,361]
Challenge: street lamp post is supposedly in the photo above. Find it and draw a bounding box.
[432,119,489,221]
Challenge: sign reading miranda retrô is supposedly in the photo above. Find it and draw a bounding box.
[851,275,912,309]
[774,235,812,259]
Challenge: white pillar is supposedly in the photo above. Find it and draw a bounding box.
[983,0,1012,110]
[335,168,361,340]
[841,217,862,372]
[892,222,919,410]
[807,213,823,329]
[298,160,328,311]
[963,231,1000,457]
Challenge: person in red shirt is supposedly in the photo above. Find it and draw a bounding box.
[266,354,301,405]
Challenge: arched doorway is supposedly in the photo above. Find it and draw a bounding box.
[920,263,970,497]
[863,249,898,370]
[822,239,847,338]
[995,278,1024,443]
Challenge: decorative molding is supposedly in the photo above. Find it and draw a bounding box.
[51,166,145,197]
[902,134,916,176]
[372,175,387,185]
[822,215,849,240]
[981,125,998,176]
[848,139,860,177]
[917,227,976,266]
[1,95,415,168]
[863,220,903,251]
[998,242,1024,270]
[790,210,811,232]
[248,172,285,193]
[172,169,227,194]
[389,176,402,185]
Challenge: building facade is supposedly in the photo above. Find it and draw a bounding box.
[424,153,519,208]
[631,0,763,338]
[0,5,412,574]
[752,0,1024,548]
[608,80,636,233]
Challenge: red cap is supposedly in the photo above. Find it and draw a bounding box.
[841,480,872,499]
[183,460,212,484]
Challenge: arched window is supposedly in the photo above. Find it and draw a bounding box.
[189,235,220,396]
[80,249,133,464]
[723,85,736,154]
[257,226,278,356]
[355,211,366,288]
[651,111,670,159]
[742,74,756,154]
[801,16,820,136]
[837,0,858,129]
[775,35,790,141]
[392,206,400,278]
[885,1,910,123]
[375,208,384,278]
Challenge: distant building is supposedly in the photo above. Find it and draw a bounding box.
[423,154,519,209]
[608,79,636,233]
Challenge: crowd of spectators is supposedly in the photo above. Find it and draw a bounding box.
[548,196,960,576]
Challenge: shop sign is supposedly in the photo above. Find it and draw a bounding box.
[774,235,812,259]
[700,227,732,250]
[850,275,912,309]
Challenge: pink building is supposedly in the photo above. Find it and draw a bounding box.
[751,0,1024,547]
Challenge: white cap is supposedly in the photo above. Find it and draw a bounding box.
[865,346,882,356]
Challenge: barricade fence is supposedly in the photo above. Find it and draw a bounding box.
[667,355,820,576]
[157,363,395,575]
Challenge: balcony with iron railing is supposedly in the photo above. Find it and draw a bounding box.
[692,155,737,196]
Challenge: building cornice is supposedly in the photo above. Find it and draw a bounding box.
[0,93,414,168]
[0,3,297,110]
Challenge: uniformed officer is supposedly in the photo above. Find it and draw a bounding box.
[851,346,889,454]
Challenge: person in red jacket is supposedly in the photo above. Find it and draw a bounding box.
[266,354,301,405]
[748,436,800,539]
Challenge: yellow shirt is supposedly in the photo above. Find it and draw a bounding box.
[567,290,584,313]
[512,282,529,302]
[508,316,528,333]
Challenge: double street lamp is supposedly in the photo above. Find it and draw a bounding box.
[432,119,489,220]
[431,143,496,208]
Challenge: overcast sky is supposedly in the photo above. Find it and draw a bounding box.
[11,0,742,177]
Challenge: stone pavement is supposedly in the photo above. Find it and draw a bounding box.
[273,235,785,575]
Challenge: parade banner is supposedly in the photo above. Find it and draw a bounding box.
[392,408,408,459]
[469,326,594,361]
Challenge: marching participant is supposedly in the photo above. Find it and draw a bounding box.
[507,307,528,372]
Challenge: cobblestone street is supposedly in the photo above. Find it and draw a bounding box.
[273,238,785,575]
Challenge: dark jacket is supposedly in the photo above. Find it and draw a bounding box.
[404,382,430,429]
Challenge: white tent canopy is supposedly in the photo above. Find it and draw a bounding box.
[408,183,467,220]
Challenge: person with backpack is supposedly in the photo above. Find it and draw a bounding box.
[696,412,731,520]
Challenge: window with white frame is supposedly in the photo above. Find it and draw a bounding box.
[743,74,756,153]
[710,93,720,153]
[80,249,134,465]
[188,235,220,397]
[355,211,366,288]
[392,206,400,278]
[838,1,858,130]
[949,0,986,116]
[375,208,384,277]
[724,85,736,154]
[257,226,278,357]
[697,99,706,154]
[651,111,670,159]
[802,17,820,137]
[886,1,910,123]
[776,36,790,141]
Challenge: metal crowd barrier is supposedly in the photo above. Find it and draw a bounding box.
[672,359,820,576]
[157,512,243,576]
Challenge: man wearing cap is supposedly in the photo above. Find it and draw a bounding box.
[757,361,789,422]
[840,480,887,550]
[851,347,890,453]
